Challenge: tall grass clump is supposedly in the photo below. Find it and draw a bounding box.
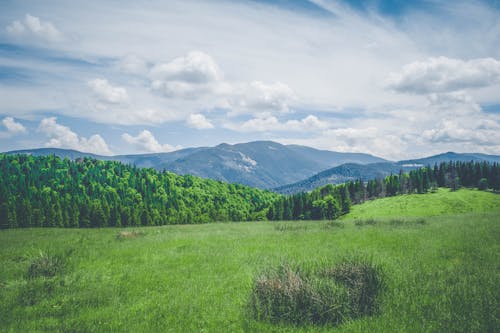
[27,251,64,279]
[249,259,384,326]
[320,258,384,317]
[116,230,145,240]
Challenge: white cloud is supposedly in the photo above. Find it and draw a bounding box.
[228,81,295,116]
[186,114,214,129]
[121,130,179,153]
[6,14,62,42]
[2,117,26,134]
[427,91,481,115]
[150,51,222,99]
[88,78,129,104]
[118,54,149,75]
[387,57,500,94]
[227,114,328,132]
[1,1,500,158]
[38,117,112,155]
[422,119,500,146]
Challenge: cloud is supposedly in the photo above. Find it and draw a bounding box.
[427,91,481,115]
[422,119,500,146]
[6,14,62,42]
[186,114,214,129]
[387,57,500,94]
[88,78,129,104]
[2,117,26,134]
[38,117,112,155]
[227,114,328,132]
[150,51,222,99]
[118,54,149,75]
[121,130,179,153]
[228,81,295,116]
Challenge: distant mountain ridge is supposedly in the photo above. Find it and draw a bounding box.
[6,143,498,192]
[5,141,386,189]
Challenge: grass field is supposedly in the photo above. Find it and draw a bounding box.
[344,188,500,219]
[0,189,499,332]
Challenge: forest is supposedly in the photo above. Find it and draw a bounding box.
[0,154,278,228]
[0,154,499,228]
[266,160,500,220]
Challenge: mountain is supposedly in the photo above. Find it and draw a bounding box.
[398,152,500,166]
[274,162,409,194]
[4,141,386,189]
[274,152,500,194]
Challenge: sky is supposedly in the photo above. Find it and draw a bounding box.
[0,0,499,160]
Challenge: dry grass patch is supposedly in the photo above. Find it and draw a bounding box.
[249,259,384,327]
[116,230,145,240]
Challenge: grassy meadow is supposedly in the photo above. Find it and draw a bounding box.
[0,188,499,332]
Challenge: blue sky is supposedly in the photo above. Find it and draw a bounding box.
[1,0,499,160]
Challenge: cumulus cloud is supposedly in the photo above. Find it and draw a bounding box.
[422,119,500,146]
[2,117,26,134]
[6,14,63,42]
[121,130,179,153]
[186,114,214,129]
[150,51,222,98]
[387,57,500,94]
[427,91,481,115]
[38,117,112,155]
[227,114,328,132]
[232,81,295,115]
[88,78,129,104]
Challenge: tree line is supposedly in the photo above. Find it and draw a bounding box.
[0,154,498,228]
[0,154,278,228]
[267,161,500,221]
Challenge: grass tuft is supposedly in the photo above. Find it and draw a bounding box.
[27,251,64,279]
[354,218,378,227]
[324,221,345,229]
[116,230,145,240]
[274,224,308,232]
[249,259,384,326]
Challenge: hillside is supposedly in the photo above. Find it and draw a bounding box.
[0,154,278,228]
[274,162,410,194]
[343,188,500,220]
[398,152,500,166]
[5,141,386,189]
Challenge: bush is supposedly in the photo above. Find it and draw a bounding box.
[27,251,64,279]
[249,259,384,326]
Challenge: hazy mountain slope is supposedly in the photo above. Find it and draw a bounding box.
[274,162,410,194]
[286,144,387,165]
[275,151,500,194]
[6,141,386,189]
[398,152,500,166]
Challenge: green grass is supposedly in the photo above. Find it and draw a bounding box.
[0,189,499,332]
[344,188,500,219]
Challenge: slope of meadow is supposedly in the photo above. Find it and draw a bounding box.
[343,188,499,219]
[0,189,498,332]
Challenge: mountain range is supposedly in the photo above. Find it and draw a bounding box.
[274,151,500,194]
[5,142,499,192]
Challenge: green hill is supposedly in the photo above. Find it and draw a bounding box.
[343,188,500,220]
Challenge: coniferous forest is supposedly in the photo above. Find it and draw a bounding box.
[0,154,278,228]
[267,161,500,220]
[0,153,499,228]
